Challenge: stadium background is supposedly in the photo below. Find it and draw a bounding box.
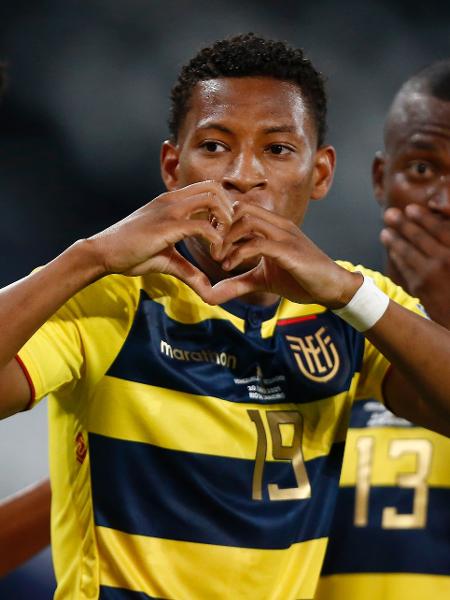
[0,0,448,596]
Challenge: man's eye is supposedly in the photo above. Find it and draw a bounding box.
[267,144,291,155]
[415,162,429,174]
[407,161,433,177]
[201,141,226,153]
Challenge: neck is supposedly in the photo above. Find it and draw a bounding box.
[184,237,280,306]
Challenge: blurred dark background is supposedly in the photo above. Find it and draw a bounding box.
[0,0,449,597]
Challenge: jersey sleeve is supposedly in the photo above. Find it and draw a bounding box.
[17,274,141,406]
[336,261,427,403]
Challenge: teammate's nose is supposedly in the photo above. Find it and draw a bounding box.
[222,151,267,193]
[427,174,450,216]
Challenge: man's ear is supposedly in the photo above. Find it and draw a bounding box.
[310,145,336,200]
[160,140,181,190]
[372,151,386,206]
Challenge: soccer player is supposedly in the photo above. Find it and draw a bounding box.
[0,62,52,579]
[0,35,449,599]
[317,61,450,599]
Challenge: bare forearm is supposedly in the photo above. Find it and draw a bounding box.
[366,300,450,423]
[0,479,51,576]
[0,185,231,417]
[0,239,105,369]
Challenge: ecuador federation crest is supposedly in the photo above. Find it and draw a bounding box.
[286,326,340,383]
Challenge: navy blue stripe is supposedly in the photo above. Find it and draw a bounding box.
[90,433,344,550]
[106,290,364,405]
[99,587,167,600]
[322,486,450,575]
[349,399,415,429]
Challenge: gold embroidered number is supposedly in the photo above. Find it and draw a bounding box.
[247,410,312,501]
[354,436,433,529]
[354,436,374,526]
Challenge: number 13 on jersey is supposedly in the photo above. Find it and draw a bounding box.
[354,435,433,529]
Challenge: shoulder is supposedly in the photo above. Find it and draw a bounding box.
[64,273,145,320]
[336,260,424,314]
[61,271,219,326]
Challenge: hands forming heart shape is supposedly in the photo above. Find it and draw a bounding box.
[92,181,361,309]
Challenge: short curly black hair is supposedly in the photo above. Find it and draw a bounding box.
[402,59,450,102]
[384,59,450,146]
[169,33,327,147]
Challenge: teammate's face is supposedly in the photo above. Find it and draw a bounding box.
[373,93,450,218]
[161,77,335,227]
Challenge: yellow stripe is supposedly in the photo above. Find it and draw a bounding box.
[144,275,329,339]
[340,427,450,487]
[89,375,355,461]
[144,273,245,331]
[260,301,326,339]
[97,526,327,600]
[316,572,450,600]
[144,275,327,338]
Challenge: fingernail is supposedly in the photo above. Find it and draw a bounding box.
[405,204,422,217]
[384,207,401,223]
[380,228,392,243]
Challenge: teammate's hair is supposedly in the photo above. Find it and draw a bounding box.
[384,59,450,146]
[169,33,327,147]
[400,59,450,102]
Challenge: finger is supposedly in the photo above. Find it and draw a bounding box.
[132,247,214,300]
[233,201,300,236]
[163,251,214,299]
[218,213,291,260]
[175,181,235,223]
[384,208,446,258]
[380,227,430,272]
[177,217,230,262]
[404,204,450,246]
[175,191,234,228]
[221,200,304,260]
[385,248,423,290]
[142,216,224,263]
[222,237,287,271]
[170,218,225,247]
[208,268,264,304]
[174,180,231,206]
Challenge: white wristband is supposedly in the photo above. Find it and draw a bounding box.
[332,274,390,332]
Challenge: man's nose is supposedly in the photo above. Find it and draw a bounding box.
[222,151,267,193]
[427,175,450,216]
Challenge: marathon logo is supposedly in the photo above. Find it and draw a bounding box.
[160,339,237,370]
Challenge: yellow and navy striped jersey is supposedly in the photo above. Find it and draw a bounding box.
[17,259,423,600]
[316,401,450,600]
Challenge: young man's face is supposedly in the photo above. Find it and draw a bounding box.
[374,93,450,218]
[161,76,335,228]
